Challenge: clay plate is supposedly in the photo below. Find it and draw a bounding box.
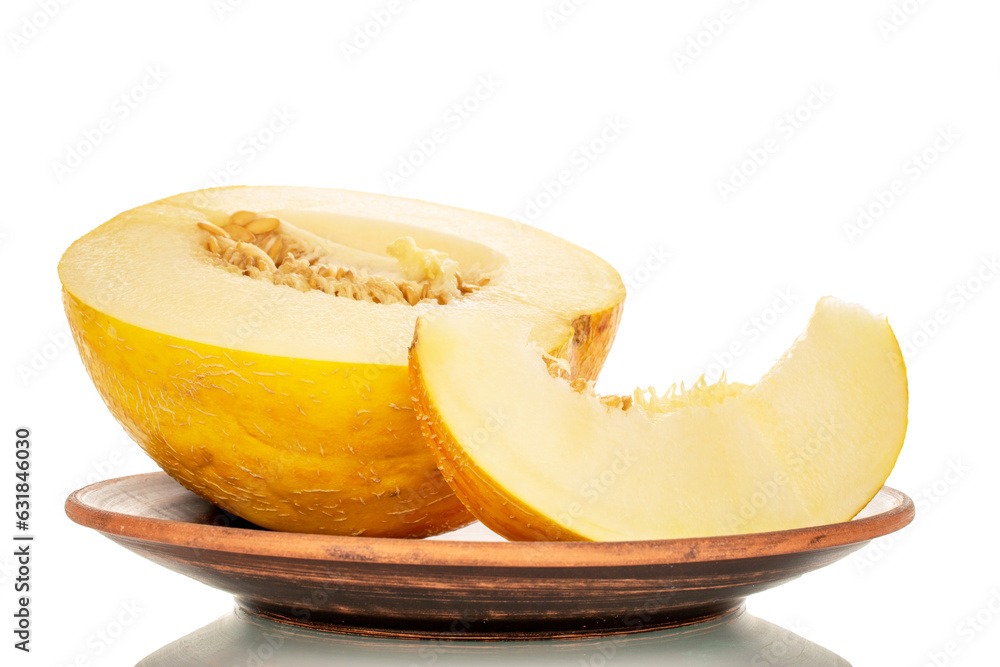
[66,472,913,640]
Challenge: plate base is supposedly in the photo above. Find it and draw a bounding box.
[236,597,746,640]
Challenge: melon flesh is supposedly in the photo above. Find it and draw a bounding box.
[58,186,624,536]
[410,297,908,541]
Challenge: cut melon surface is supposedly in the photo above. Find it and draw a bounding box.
[58,186,624,536]
[410,297,908,541]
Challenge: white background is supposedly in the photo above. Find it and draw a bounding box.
[2,0,999,665]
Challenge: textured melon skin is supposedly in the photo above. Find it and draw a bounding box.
[64,290,621,536]
[555,308,624,385]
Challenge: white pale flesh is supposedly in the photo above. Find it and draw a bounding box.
[414,297,908,540]
[57,186,623,364]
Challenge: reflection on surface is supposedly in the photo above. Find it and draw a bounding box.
[137,607,850,666]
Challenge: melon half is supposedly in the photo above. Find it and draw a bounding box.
[409,297,908,541]
[58,186,624,536]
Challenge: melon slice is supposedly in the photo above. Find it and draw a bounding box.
[409,297,908,541]
[58,186,624,537]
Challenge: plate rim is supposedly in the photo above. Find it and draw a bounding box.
[66,472,914,567]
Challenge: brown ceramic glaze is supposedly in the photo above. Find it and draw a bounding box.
[66,473,913,640]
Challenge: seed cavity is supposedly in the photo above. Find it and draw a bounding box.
[542,352,747,414]
[198,210,489,306]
